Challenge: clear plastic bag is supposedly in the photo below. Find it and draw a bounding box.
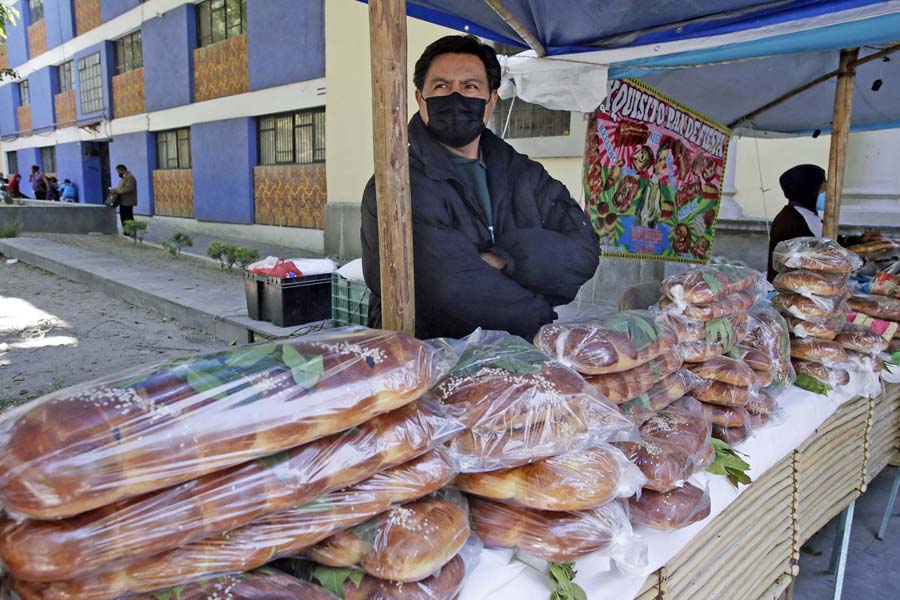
[847,239,900,262]
[789,337,848,367]
[729,344,774,387]
[834,323,890,355]
[302,489,470,583]
[658,289,755,321]
[455,442,645,511]
[685,356,758,387]
[701,403,750,428]
[848,295,900,322]
[125,568,341,600]
[0,328,456,520]
[772,269,850,298]
[792,359,850,388]
[629,482,711,531]
[773,237,863,274]
[743,307,796,397]
[469,496,647,570]
[618,370,703,424]
[584,353,682,404]
[434,330,638,473]
[655,311,748,345]
[674,314,750,363]
[712,421,753,444]
[0,399,464,583]
[869,272,900,299]
[659,264,763,306]
[772,291,849,320]
[691,379,751,407]
[7,449,458,599]
[639,397,712,466]
[534,311,678,375]
[613,440,694,493]
[277,534,483,600]
[785,314,845,340]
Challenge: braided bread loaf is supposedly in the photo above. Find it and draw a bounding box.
[790,338,848,366]
[785,315,843,340]
[691,380,750,407]
[341,549,471,600]
[834,323,890,355]
[0,330,453,519]
[702,403,750,427]
[686,356,757,387]
[848,295,900,321]
[772,292,848,320]
[618,371,699,424]
[773,237,862,273]
[613,440,693,493]
[629,482,710,531]
[455,442,643,511]
[660,264,759,305]
[0,400,462,583]
[773,269,849,297]
[658,290,755,321]
[7,450,455,599]
[585,353,682,404]
[639,399,710,457]
[793,360,850,387]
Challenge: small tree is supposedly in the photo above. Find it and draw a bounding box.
[233,246,260,269]
[123,219,147,244]
[207,241,229,268]
[162,232,193,258]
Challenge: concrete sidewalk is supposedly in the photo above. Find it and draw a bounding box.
[0,237,329,344]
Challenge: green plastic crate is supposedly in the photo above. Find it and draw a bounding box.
[331,272,371,327]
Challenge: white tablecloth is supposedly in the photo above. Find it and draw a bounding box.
[459,373,873,600]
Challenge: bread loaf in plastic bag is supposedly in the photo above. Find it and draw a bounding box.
[772,237,862,274]
[629,481,711,531]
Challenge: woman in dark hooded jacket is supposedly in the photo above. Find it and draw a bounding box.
[766,164,826,282]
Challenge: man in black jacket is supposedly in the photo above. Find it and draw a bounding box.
[361,35,599,340]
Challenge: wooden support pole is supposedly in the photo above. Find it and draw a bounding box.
[369,0,415,335]
[483,0,546,57]
[823,48,859,240]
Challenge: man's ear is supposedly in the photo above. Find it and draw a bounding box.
[415,89,429,124]
[483,90,500,125]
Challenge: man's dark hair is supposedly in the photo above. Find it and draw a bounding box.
[31,165,38,172]
[115,164,127,171]
[414,35,501,92]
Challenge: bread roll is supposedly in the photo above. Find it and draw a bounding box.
[639,399,710,457]
[773,237,862,273]
[793,360,850,387]
[790,338,848,366]
[834,323,890,355]
[585,353,682,404]
[712,422,752,444]
[618,371,699,424]
[773,270,849,297]
[702,403,750,427]
[534,312,678,374]
[456,443,643,511]
[869,272,900,299]
[734,345,773,373]
[10,450,456,599]
[678,314,751,363]
[685,356,757,387]
[848,295,900,322]
[304,496,469,583]
[629,482,710,531]
[658,289,755,321]
[656,311,748,344]
[123,569,338,600]
[749,412,770,429]
[614,440,693,493]
[342,550,469,600]
[690,379,750,407]
[785,315,843,340]
[746,389,776,415]
[469,496,636,562]
[660,264,759,305]
[0,330,454,519]
[847,240,900,261]
[0,400,463,583]
[772,292,848,320]
[693,440,716,473]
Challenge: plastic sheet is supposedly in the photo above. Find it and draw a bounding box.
[789,338,848,367]
[455,442,645,511]
[772,237,863,274]
[869,272,900,299]
[468,496,647,570]
[0,400,464,583]
[534,311,678,375]
[792,360,850,388]
[659,264,763,306]
[834,323,890,355]
[584,353,682,404]
[772,269,850,298]
[772,291,849,320]
[701,403,750,427]
[613,440,694,493]
[785,314,845,340]
[618,370,702,424]
[434,330,637,473]
[278,534,483,600]
[743,307,796,397]
[302,490,470,583]
[658,289,755,321]
[0,328,456,520]
[685,356,757,387]
[628,482,711,531]
[6,450,458,599]
[848,295,900,322]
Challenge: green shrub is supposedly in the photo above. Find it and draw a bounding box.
[0,221,19,238]
[207,241,229,268]
[163,232,193,258]
[205,241,259,269]
[123,219,147,244]
[233,246,260,269]
[1,192,13,205]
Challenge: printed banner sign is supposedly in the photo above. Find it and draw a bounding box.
[584,79,731,263]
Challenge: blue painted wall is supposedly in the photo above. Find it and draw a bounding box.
[55,141,85,200]
[143,4,196,112]
[73,41,115,123]
[29,67,56,132]
[0,84,19,138]
[192,118,255,224]
[100,0,139,22]
[109,131,155,215]
[45,0,76,49]
[6,1,30,68]
[248,0,325,90]
[16,147,40,197]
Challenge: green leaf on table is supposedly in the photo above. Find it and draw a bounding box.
[795,373,831,395]
[707,438,752,488]
[282,346,325,388]
[224,343,277,369]
[310,565,364,599]
[547,561,588,600]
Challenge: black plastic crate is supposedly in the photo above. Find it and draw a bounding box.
[243,271,266,321]
[262,273,332,328]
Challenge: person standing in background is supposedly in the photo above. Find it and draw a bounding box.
[46,177,61,202]
[110,164,137,227]
[29,165,48,200]
[8,174,23,198]
[766,164,826,282]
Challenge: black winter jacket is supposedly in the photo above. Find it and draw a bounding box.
[361,114,599,340]
[767,204,815,283]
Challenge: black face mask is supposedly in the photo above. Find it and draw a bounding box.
[424,93,487,148]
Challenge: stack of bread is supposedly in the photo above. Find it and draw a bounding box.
[685,356,759,444]
[0,329,470,600]
[770,237,861,392]
[433,329,647,570]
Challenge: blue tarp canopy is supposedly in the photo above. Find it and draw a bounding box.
[368,0,900,134]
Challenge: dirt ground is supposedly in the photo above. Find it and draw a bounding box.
[0,259,225,415]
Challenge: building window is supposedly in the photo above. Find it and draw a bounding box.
[490,97,571,139]
[115,31,143,75]
[258,108,326,166]
[28,0,44,22]
[40,146,56,173]
[197,0,246,48]
[18,80,30,106]
[7,152,19,176]
[78,52,104,114]
[58,61,74,93]
[156,128,191,169]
